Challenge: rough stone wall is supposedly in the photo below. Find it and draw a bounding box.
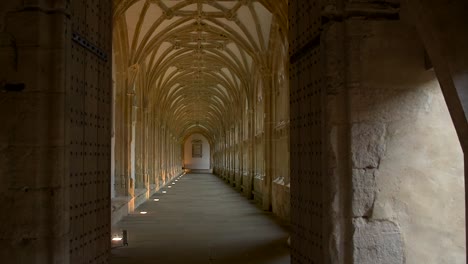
[272,23,290,222]
[323,18,351,264]
[0,2,71,262]
[183,134,210,170]
[0,0,112,263]
[306,1,467,263]
[348,21,465,264]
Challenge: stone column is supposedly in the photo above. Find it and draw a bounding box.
[262,70,274,211]
[246,109,255,198]
[0,2,71,261]
[114,86,127,196]
[124,90,134,197]
[135,92,145,189]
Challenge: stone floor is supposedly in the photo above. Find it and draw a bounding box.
[110,173,291,264]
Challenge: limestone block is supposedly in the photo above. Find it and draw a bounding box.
[352,169,376,217]
[351,122,386,169]
[0,92,65,146]
[0,234,68,264]
[15,49,66,92]
[272,181,290,223]
[0,146,65,187]
[353,218,404,264]
[6,11,66,48]
[323,22,345,96]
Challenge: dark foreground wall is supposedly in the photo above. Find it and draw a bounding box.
[0,1,112,263]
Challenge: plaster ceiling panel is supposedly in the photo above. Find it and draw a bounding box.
[143,18,193,51]
[167,81,179,95]
[153,19,184,40]
[125,0,145,48]
[201,19,224,31]
[179,4,197,12]
[137,4,164,45]
[216,84,229,98]
[225,42,250,69]
[152,42,173,64]
[221,68,235,85]
[144,51,153,65]
[211,96,223,106]
[201,4,221,13]
[213,18,251,47]
[216,1,238,10]
[162,0,185,9]
[253,2,272,49]
[236,6,260,48]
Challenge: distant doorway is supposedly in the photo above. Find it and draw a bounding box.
[184,134,211,170]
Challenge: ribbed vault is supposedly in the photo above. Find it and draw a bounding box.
[113,0,286,143]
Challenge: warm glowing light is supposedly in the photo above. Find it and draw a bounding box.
[154,199,160,202]
[168,186,172,188]
[172,182,176,185]
[162,191,167,194]
[175,180,178,182]
[112,237,123,241]
[140,211,148,215]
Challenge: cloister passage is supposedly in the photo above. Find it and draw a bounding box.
[1,1,468,264]
[111,173,289,264]
[109,1,468,262]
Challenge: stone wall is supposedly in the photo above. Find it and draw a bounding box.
[0,1,113,263]
[184,134,211,170]
[348,21,465,264]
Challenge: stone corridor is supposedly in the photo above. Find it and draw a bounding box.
[111,173,290,264]
[1,1,467,264]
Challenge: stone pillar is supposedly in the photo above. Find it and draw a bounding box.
[225,132,229,178]
[239,119,244,188]
[262,70,273,211]
[0,3,70,262]
[114,88,127,196]
[154,116,161,189]
[322,14,351,264]
[246,109,255,199]
[0,0,112,262]
[135,92,145,189]
[124,91,134,197]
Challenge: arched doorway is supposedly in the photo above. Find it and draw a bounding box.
[183,134,211,171]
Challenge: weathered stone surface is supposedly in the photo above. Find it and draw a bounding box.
[353,218,404,264]
[349,20,465,264]
[352,169,376,217]
[351,122,386,169]
[272,180,290,223]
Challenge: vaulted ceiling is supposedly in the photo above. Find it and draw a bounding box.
[113,0,286,143]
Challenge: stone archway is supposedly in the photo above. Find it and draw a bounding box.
[183,133,211,170]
